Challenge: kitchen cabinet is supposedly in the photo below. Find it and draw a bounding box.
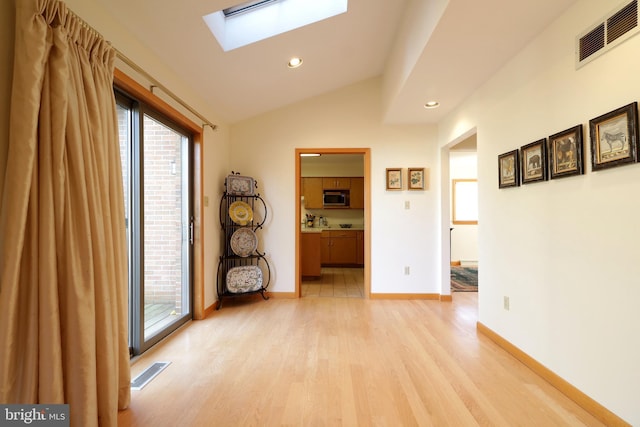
[350,177,364,209]
[301,177,323,209]
[357,231,364,265]
[322,177,351,190]
[321,230,357,265]
[300,232,321,277]
[320,236,330,263]
[302,176,364,209]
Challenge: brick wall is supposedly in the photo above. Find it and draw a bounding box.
[143,115,184,311]
[117,107,185,312]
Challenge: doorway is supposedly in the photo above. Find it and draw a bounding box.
[443,131,478,297]
[295,148,371,298]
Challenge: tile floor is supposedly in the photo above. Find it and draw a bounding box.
[301,267,364,298]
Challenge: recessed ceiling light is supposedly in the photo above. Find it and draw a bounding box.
[424,101,440,109]
[300,153,321,157]
[288,57,303,68]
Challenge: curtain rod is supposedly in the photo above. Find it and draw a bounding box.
[58,5,217,131]
[65,6,218,130]
[114,48,217,131]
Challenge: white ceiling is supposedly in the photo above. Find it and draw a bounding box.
[97,0,578,125]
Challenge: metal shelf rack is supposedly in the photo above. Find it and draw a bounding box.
[216,174,270,309]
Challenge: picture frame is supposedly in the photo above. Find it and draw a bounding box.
[520,138,547,184]
[498,150,520,188]
[589,102,638,171]
[548,125,584,179]
[408,168,425,190]
[386,168,402,190]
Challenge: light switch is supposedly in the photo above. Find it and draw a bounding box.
[204,196,209,207]
[404,200,410,210]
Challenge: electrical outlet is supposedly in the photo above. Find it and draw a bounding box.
[404,200,410,210]
[404,266,410,275]
[503,296,510,311]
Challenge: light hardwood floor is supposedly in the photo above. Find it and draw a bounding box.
[118,292,605,427]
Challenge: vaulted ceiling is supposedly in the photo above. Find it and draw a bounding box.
[96,0,578,125]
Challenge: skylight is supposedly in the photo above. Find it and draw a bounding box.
[223,0,279,18]
[203,0,349,52]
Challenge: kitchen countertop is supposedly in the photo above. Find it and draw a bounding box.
[301,226,365,233]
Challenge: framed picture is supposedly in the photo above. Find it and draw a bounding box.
[408,168,426,190]
[498,150,519,188]
[548,125,584,179]
[386,168,402,190]
[520,139,547,184]
[589,102,638,171]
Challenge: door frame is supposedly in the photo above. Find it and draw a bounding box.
[115,69,204,321]
[440,128,478,299]
[114,70,206,357]
[294,147,371,298]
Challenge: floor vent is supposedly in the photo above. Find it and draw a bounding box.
[130,361,171,390]
[576,0,638,68]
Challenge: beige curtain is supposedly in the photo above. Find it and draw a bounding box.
[0,0,130,425]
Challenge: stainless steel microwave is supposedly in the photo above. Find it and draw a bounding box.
[323,191,349,207]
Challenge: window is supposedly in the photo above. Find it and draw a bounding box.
[452,179,478,225]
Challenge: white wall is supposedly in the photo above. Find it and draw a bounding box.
[449,151,478,263]
[439,0,640,423]
[231,78,441,294]
[301,156,364,177]
[382,0,448,120]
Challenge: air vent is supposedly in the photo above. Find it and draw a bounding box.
[130,361,171,390]
[579,24,605,61]
[608,1,638,42]
[577,0,639,68]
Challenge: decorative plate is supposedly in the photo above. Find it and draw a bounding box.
[230,227,258,257]
[226,265,263,293]
[226,175,255,196]
[229,201,253,225]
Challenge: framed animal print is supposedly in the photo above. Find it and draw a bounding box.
[548,125,584,179]
[498,149,519,188]
[589,102,638,171]
[520,139,547,184]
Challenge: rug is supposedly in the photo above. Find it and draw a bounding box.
[451,265,478,292]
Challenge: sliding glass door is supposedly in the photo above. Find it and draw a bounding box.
[141,113,191,345]
[116,92,193,355]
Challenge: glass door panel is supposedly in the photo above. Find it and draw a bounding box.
[116,101,133,350]
[142,113,191,342]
